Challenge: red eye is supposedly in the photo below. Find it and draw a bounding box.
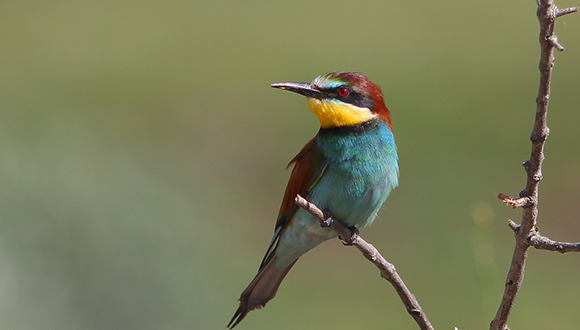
[337,87,349,97]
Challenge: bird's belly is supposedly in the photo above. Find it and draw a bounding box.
[315,166,392,228]
[275,208,337,268]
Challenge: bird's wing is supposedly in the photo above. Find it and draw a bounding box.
[258,135,328,270]
[278,135,327,221]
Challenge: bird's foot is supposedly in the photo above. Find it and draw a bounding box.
[319,210,359,245]
[340,227,359,246]
[320,210,334,228]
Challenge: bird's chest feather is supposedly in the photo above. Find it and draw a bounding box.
[274,121,398,267]
[313,122,398,226]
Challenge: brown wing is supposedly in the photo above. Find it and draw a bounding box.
[277,135,326,224]
[258,135,327,270]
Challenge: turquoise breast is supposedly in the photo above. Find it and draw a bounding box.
[274,118,399,268]
[315,118,399,228]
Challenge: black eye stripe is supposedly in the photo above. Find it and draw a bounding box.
[320,87,374,110]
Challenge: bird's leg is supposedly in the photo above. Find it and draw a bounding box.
[341,226,359,246]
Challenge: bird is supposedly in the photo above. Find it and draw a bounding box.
[227,72,399,328]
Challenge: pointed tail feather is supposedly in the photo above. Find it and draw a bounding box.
[227,256,297,329]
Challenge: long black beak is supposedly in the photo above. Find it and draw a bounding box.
[271,82,322,98]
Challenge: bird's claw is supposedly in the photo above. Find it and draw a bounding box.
[320,210,333,228]
[319,210,358,245]
[340,227,359,246]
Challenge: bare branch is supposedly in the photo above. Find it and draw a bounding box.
[490,1,577,329]
[295,195,434,330]
[547,35,565,51]
[529,234,580,253]
[556,6,579,17]
[508,220,580,253]
[507,219,520,232]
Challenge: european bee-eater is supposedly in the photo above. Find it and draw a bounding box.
[228,72,399,328]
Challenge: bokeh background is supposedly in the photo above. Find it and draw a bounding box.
[1,1,579,329]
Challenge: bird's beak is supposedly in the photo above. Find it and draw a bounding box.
[271,82,322,98]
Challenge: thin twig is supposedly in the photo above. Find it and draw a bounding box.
[497,193,532,208]
[556,6,579,17]
[490,1,577,330]
[508,220,580,253]
[529,234,580,253]
[295,195,434,330]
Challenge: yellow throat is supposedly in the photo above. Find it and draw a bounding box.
[307,98,378,129]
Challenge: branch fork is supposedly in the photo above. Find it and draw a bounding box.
[508,220,580,253]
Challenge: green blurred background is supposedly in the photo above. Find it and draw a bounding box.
[1,0,579,329]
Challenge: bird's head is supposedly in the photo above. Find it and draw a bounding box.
[271,72,392,130]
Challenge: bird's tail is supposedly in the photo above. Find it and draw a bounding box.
[227,255,297,329]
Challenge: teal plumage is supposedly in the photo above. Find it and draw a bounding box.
[276,119,398,267]
[228,72,399,328]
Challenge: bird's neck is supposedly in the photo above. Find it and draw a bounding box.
[318,117,384,136]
